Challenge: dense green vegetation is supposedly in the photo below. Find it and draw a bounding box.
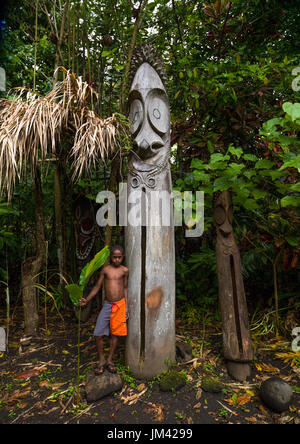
[0,0,299,336]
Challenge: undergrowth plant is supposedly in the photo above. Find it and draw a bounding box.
[65,245,110,406]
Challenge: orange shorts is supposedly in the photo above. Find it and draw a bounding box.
[110,298,127,336]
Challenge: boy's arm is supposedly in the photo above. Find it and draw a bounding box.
[79,268,105,306]
[124,268,129,319]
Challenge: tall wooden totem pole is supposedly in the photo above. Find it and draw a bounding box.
[214,191,254,381]
[125,44,175,379]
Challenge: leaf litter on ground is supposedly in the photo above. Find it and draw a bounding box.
[119,385,148,406]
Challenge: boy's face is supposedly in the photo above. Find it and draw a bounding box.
[111,250,124,267]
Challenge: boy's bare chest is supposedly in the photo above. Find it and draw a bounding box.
[105,268,125,283]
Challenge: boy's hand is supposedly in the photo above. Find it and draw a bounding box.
[126,310,129,320]
[79,298,87,307]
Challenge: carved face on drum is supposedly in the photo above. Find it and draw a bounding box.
[129,62,170,163]
[214,191,234,238]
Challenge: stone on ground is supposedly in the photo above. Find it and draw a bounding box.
[85,370,123,402]
[176,341,193,363]
[259,376,293,413]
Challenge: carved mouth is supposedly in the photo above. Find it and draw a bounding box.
[219,228,232,237]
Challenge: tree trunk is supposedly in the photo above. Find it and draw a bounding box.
[22,257,39,336]
[51,1,69,298]
[21,168,46,336]
[53,162,65,285]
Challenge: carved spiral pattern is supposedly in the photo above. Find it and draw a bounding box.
[128,156,170,189]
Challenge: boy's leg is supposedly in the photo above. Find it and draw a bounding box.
[93,301,112,374]
[95,336,106,371]
[107,335,118,372]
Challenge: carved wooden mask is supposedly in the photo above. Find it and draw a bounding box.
[128,62,170,164]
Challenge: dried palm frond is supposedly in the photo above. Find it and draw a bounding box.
[275,351,300,368]
[69,111,129,181]
[0,67,130,198]
[0,89,64,198]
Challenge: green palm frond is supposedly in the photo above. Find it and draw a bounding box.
[65,246,110,307]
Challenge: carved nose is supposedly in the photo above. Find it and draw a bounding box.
[139,139,150,151]
[133,139,163,151]
[219,221,232,236]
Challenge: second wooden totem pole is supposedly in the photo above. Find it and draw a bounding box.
[125,44,175,379]
[214,191,254,381]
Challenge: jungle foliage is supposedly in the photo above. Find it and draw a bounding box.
[0,0,299,333]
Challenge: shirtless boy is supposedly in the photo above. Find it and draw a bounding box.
[79,245,129,374]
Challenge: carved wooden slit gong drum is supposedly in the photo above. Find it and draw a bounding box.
[214,191,254,381]
[125,44,175,379]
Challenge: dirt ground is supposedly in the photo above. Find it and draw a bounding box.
[0,307,299,425]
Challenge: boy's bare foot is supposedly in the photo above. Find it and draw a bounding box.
[94,364,106,375]
[106,362,117,373]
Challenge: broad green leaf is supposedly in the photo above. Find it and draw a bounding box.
[268,170,287,180]
[213,177,231,192]
[255,159,275,169]
[290,183,300,192]
[79,246,110,289]
[285,236,299,247]
[207,140,214,154]
[279,155,300,171]
[190,158,204,170]
[193,171,211,182]
[65,284,83,306]
[281,196,300,207]
[260,118,282,135]
[210,153,230,163]
[0,204,19,216]
[228,163,245,173]
[235,187,250,200]
[228,146,243,159]
[79,262,90,288]
[244,170,256,179]
[200,185,214,195]
[243,154,258,162]
[243,199,260,210]
[231,177,248,189]
[208,161,228,171]
[252,189,268,200]
[101,50,112,57]
[277,135,300,148]
[282,102,300,121]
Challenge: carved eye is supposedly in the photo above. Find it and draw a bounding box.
[214,205,226,225]
[129,99,143,136]
[148,97,169,136]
